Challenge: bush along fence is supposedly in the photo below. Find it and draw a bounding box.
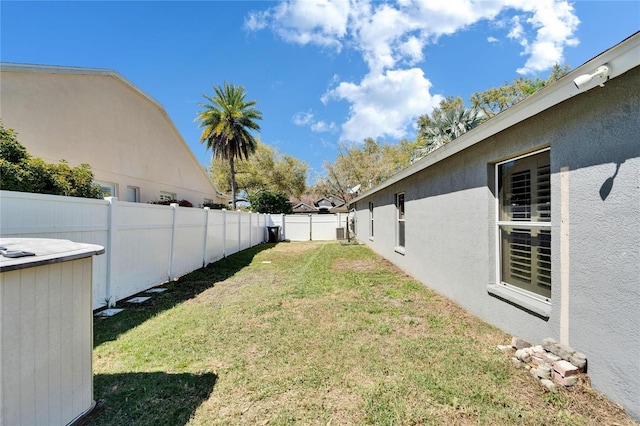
[0,190,351,310]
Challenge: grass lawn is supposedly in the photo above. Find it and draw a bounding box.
[92,242,635,425]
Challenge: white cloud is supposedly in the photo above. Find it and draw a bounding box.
[248,0,580,140]
[324,68,442,142]
[311,120,337,133]
[293,111,337,133]
[292,111,314,126]
[505,0,580,74]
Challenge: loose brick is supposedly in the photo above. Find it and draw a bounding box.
[531,365,552,380]
[554,371,578,386]
[540,379,557,392]
[541,337,557,352]
[554,360,579,377]
[557,344,576,360]
[543,352,562,364]
[532,355,546,366]
[496,345,512,353]
[569,352,587,371]
[515,349,532,363]
[511,336,532,350]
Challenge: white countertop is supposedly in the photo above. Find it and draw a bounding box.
[0,238,104,272]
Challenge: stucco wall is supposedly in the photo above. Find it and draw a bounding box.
[0,67,226,205]
[354,65,640,419]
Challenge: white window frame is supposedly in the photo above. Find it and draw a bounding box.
[96,181,117,198]
[159,191,176,201]
[395,192,405,254]
[492,148,551,316]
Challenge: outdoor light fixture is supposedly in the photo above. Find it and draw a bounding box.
[573,64,611,90]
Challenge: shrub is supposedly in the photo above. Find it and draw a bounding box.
[249,191,293,214]
[148,199,194,207]
[0,121,103,198]
[202,201,227,210]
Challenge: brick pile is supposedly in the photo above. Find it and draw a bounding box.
[498,337,587,392]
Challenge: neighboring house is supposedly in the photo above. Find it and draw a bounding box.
[0,63,228,206]
[291,197,348,214]
[291,202,317,214]
[350,33,639,420]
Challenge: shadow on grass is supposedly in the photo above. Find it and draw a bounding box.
[91,371,217,426]
[94,243,275,347]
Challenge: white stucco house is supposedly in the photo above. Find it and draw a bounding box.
[350,32,639,420]
[0,63,228,206]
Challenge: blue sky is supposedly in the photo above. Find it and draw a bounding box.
[1,1,638,182]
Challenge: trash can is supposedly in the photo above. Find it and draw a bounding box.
[0,238,104,426]
[267,226,280,243]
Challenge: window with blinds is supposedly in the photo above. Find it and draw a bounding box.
[498,150,551,300]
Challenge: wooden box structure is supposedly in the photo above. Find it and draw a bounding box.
[0,238,104,425]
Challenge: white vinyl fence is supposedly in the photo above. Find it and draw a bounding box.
[268,213,349,241]
[0,191,268,309]
[1,191,351,309]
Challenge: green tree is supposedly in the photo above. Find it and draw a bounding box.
[210,140,307,200]
[416,96,466,147]
[196,82,263,209]
[416,105,485,157]
[0,121,102,198]
[313,138,417,204]
[249,191,293,214]
[469,64,571,117]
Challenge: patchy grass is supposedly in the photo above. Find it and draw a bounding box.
[92,242,636,425]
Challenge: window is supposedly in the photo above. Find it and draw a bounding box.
[395,193,405,250]
[96,181,117,198]
[497,149,551,301]
[160,191,176,201]
[126,186,139,202]
[368,202,374,239]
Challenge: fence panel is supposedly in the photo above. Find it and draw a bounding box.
[225,211,240,256]
[110,201,173,305]
[267,214,349,241]
[283,215,311,241]
[0,191,110,308]
[204,209,225,264]
[311,215,341,240]
[171,206,208,279]
[240,212,252,251]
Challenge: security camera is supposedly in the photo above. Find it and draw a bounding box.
[573,64,611,90]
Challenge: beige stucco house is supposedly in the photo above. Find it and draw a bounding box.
[0,63,228,205]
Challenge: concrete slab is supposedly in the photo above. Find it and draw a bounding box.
[95,308,124,317]
[127,296,151,304]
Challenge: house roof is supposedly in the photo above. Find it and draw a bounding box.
[350,31,640,205]
[0,62,230,200]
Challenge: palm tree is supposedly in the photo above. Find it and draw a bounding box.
[196,82,262,209]
[416,105,485,157]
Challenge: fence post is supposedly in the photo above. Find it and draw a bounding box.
[222,209,227,257]
[238,210,242,253]
[104,197,117,307]
[202,207,210,267]
[249,212,252,248]
[281,213,285,242]
[168,203,178,281]
[309,214,312,241]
